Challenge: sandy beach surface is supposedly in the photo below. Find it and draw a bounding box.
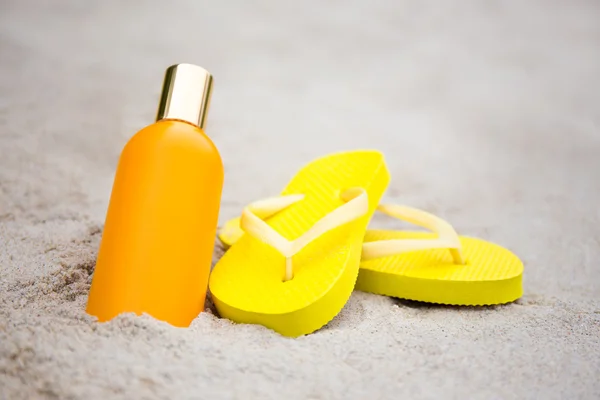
[1,1,599,398]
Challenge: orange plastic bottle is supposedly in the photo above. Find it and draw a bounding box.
[86,64,223,327]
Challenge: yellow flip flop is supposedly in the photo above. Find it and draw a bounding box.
[209,150,390,337]
[218,204,523,307]
[358,204,523,305]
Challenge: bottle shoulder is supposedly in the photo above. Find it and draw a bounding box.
[124,120,222,164]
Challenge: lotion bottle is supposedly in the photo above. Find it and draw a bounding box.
[86,63,223,327]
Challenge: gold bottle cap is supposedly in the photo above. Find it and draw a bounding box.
[156,63,213,129]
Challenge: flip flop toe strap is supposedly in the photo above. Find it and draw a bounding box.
[240,188,369,281]
[362,204,465,265]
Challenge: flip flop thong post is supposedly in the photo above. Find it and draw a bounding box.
[209,150,390,337]
[358,204,523,305]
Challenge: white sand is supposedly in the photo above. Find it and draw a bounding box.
[1,1,599,398]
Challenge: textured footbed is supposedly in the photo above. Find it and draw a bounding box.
[357,230,524,305]
[209,150,390,337]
